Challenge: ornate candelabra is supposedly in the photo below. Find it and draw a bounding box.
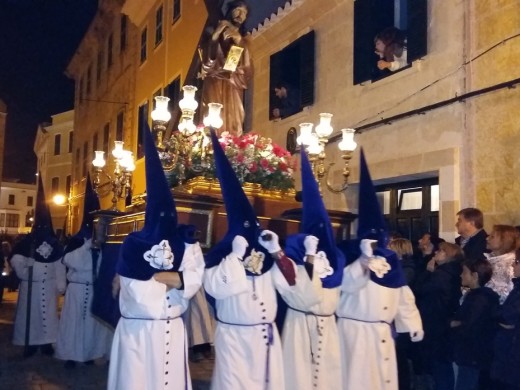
[158,86,221,187]
[298,114,358,194]
[92,141,135,211]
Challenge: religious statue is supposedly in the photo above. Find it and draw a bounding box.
[200,0,253,136]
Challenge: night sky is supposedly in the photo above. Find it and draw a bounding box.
[0,0,97,183]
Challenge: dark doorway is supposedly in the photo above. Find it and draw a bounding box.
[375,178,439,243]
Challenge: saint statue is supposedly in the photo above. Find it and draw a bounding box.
[200,0,253,136]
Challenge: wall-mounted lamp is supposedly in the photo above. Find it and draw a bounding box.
[92,141,135,211]
[298,113,358,193]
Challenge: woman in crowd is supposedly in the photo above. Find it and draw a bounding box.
[485,224,518,304]
[491,248,520,390]
[414,242,464,390]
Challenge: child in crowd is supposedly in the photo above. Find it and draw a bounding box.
[491,248,520,390]
[451,258,499,390]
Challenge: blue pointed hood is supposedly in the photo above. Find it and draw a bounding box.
[285,150,345,288]
[204,129,273,274]
[117,122,191,281]
[64,173,100,255]
[12,174,63,263]
[356,148,405,288]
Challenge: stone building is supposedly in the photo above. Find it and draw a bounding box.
[66,0,520,240]
[34,110,74,235]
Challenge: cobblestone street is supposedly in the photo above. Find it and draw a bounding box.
[0,291,213,390]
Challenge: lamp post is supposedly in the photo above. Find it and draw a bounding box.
[92,141,136,211]
[52,193,70,237]
[298,114,358,194]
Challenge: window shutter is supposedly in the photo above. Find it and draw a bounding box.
[299,30,315,107]
[407,0,428,62]
[353,0,375,85]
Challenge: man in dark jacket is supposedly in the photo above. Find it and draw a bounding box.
[455,208,488,261]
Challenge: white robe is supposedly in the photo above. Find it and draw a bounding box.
[11,254,66,346]
[55,239,113,362]
[108,242,204,390]
[204,253,298,390]
[279,266,342,390]
[185,286,215,347]
[336,259,422,390]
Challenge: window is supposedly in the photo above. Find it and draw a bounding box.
[0,214,4,227]
[166,76,181,112]
[82,141,89,177]
[27,196,33,207]
[6,213,19,228]
[120,15,127,52]
[66,175,71,196]
[140,28,148,63]
[103,123,110,155]
[25,210,33,227]
[137,101,149,159]
[97,50,103,82]
[107,34,114,68]
[173,0,181,23]
[75,147,81,179]
[54,134,61,155]
[86,65,92,96]
[51,177,59,194]
[116,112,124,141]
[269,30,315,120]
[353,0,427,84]
[68,131,73,153]
[8,194,14,205]
[155,6,163,46]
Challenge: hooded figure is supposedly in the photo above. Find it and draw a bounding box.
[11,174,66,356]
[336,149,423,390]
[279,149,344,389]
[55,174,113,367]
[107,123,204,390]
[203,129,298,390]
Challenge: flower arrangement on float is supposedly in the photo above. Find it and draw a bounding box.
[160,129,297,191]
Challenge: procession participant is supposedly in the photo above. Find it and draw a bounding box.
[204,129,300,390]
[107,124,205,390]
[55,174,113,368]
[11,175,66,357]
[280,149,344,390]
[336,149,424,390]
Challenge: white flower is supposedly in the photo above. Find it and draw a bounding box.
[368,255,391,278]
[36,241,53,259]
[243,249,265,274]
[143,240,174,270]
[314,251,334,279]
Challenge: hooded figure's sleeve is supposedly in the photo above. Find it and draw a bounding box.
[340,258,370,293]
[177,242,205,300]
[203,252,249,299]
[394,285,423,333]
[273,261,321,309]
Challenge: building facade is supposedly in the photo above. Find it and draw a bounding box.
[0,181,36,236]
[65,0,520,241]
[34,110,74,236]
